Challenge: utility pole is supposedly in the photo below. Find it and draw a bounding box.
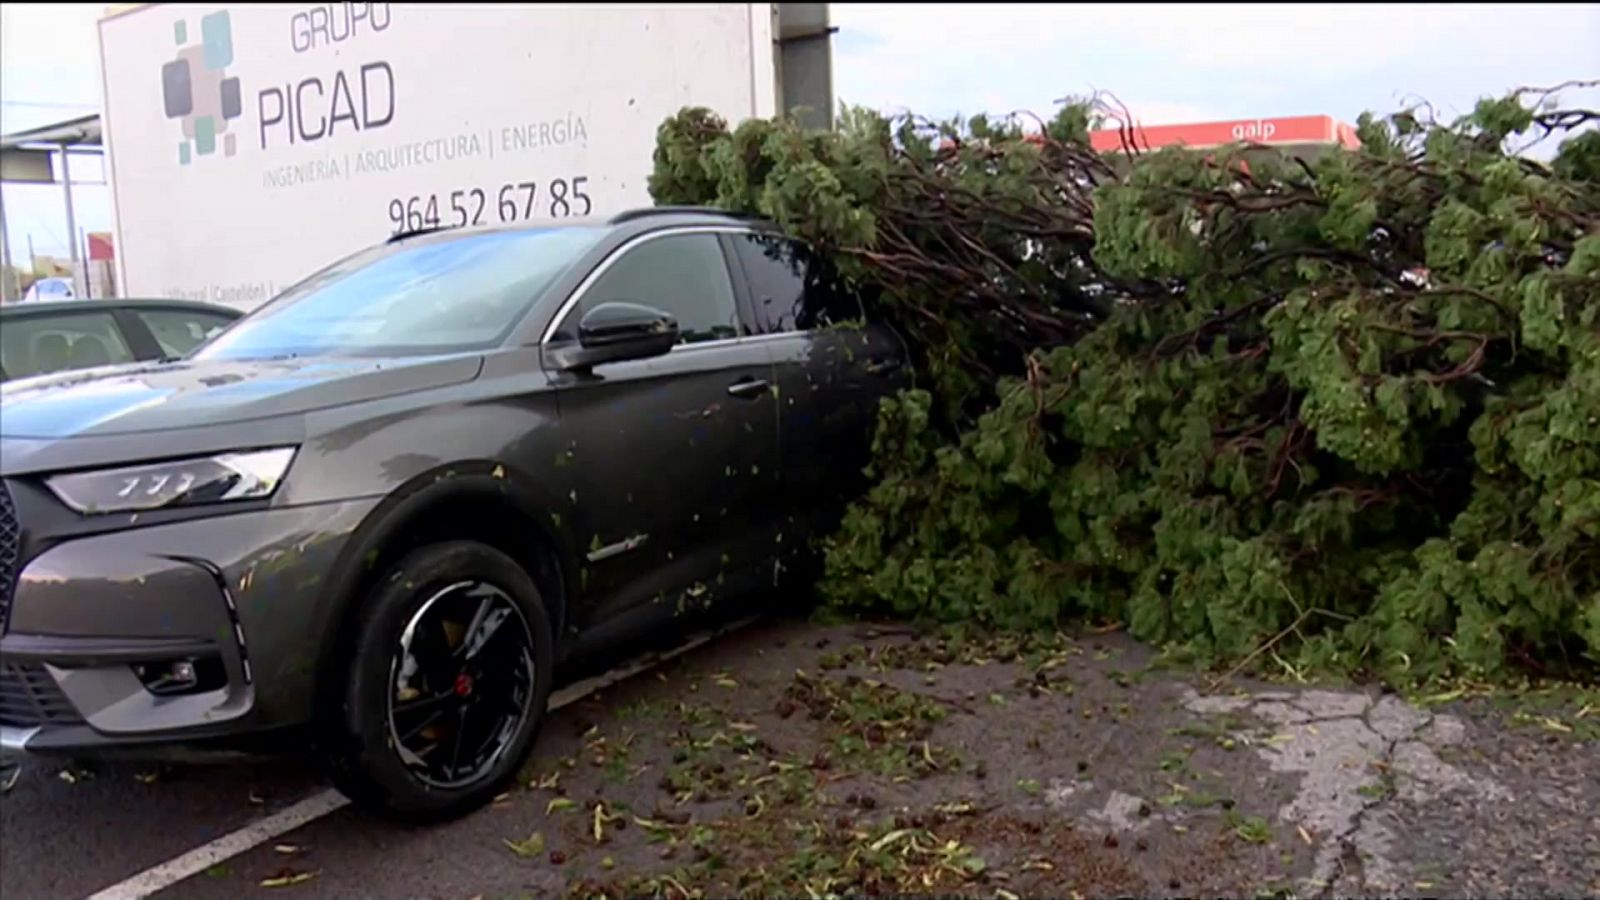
[80,227,92,298]
[0,182,14,303]
[60,143,84,298]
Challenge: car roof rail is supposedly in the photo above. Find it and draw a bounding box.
[385,224,456,244]
[606,206,759,225]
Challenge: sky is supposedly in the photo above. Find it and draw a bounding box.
[1,2,1597,265]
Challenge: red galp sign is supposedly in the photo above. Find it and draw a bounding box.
[1088,115,1362,153]
[935,114,1360,156]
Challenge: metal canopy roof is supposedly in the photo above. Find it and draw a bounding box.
[0,113,107,304]
[0,113,103,152]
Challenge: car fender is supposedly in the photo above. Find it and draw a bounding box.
[309,460,580,723]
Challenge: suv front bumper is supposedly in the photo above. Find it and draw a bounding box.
[0,495,379,759]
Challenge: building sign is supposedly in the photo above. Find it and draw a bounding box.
[100,3,778,308]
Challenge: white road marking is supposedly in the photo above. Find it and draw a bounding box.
[82,790,350,900]
[81,616,757,900]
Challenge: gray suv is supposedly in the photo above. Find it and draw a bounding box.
[0,209,908,820]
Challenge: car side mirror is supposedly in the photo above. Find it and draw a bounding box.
[546,301,679,371]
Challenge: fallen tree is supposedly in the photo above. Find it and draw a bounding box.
[650,85,1600,685]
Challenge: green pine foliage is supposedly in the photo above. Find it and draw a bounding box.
[651,89,1600,686]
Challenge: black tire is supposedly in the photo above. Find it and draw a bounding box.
[773,542,826,616]
[322,541,554,822]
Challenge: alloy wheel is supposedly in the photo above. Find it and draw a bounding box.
[385,580,537,789]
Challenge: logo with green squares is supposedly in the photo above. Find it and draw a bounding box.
[162,11,242,165]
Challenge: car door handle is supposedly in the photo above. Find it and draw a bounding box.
[865,357,903,376]
[727,377,771,399]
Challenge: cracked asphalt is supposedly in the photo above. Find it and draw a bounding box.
[2,618,1596,899]
[1180,686,1544,896]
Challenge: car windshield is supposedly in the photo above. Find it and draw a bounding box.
[194,227,603,361]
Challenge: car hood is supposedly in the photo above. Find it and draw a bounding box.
[0,353,484,440]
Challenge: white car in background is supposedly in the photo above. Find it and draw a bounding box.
[22,277,76,303]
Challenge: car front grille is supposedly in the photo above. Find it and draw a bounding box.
[0,480,17,635]
[0,662,83,727]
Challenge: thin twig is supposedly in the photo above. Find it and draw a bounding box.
[1207,583,1318,691]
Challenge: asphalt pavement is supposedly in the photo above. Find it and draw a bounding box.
[3,619,1596,900]
[0,753,321,899]
[0,615,749,900]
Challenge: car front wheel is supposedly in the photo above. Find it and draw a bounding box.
[323,541,553,822]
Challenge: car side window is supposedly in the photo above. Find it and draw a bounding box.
[135,309,237,357]
[560,233,740,346]
[0,312,136,381]
[730,233,865,334]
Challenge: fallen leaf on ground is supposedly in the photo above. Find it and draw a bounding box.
[260,871,317,888]
[1021,859,1054,872]
[546,797,578,815]
[273,844,301,855]
[503,831,545,858]
[592,802,625,843]
[58,766,94,784]
[871,829,912,852]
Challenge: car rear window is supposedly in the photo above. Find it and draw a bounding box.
[0,312,135,381]
[729,233,866,333]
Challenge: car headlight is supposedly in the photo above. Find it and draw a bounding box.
[46,447,298,514]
